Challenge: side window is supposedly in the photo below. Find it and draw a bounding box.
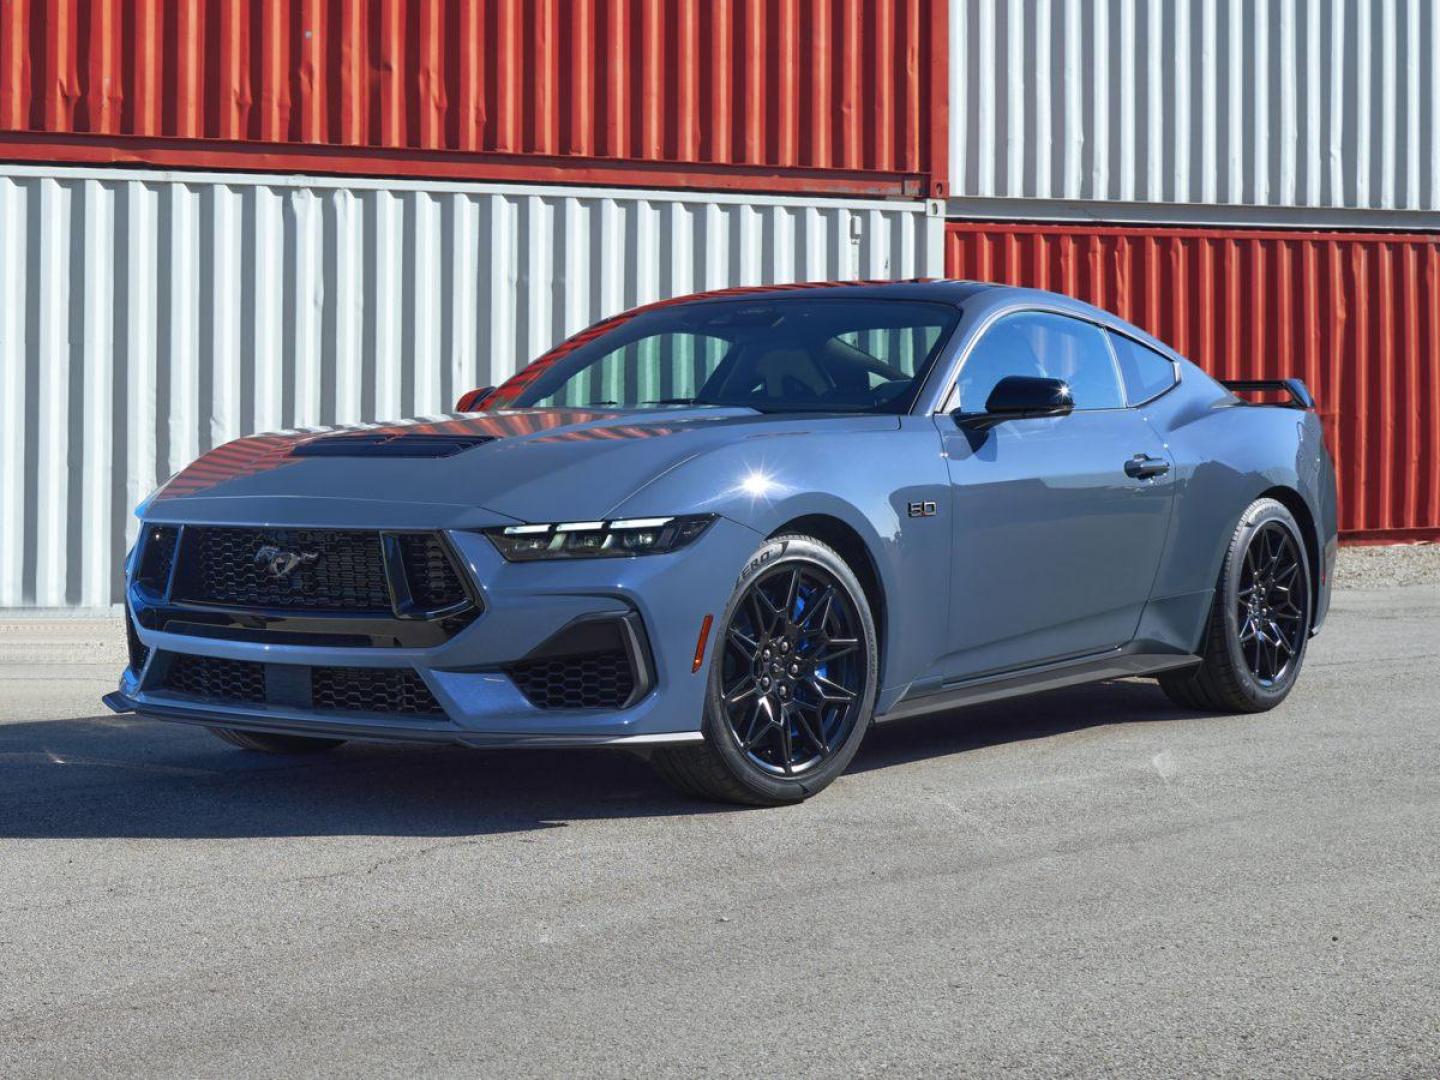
[530,332,730,408]
[1109,332,1178,405]
[955,312,1124,412]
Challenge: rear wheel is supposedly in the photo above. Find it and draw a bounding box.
[209,728,346,754]
[651,535,879,806]
[1160,497,1312,713]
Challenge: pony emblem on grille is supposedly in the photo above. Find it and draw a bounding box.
[253,545,320,580]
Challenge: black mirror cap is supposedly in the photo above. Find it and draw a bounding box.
[985,375,1074,416]
[455,387,497,412]
[953,376,1075,429]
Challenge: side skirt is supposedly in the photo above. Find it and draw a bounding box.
[876,646,1201,724]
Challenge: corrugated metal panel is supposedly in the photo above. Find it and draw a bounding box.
[0,0,948,198]
[950,0,1440,212]
[946,221,1440,542]
[0,163,944,609]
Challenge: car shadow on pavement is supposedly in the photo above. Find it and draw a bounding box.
[850,677,1186,774]
[0,713,715,841]
[0,679,1187,841]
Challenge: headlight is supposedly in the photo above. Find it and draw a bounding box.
[484,515,715,562]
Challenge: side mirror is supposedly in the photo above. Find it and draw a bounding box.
[455,387,496,412]
[954,375,1073,429]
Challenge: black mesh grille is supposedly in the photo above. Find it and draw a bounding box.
[311,667,444,716]
[177,527,391,611]
[396,533,468,609]
[137,526,179,593]
[164,654,267,704]
[507,650,635,710]
[124,606,149,672]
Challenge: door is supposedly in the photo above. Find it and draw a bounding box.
[935,311,1174,680]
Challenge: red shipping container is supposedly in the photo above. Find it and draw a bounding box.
[0,0,948,198]
[946,222,1440,543]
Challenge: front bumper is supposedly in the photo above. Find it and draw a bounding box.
[115,514,761,746]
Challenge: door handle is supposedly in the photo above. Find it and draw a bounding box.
[1124,453,1170,479]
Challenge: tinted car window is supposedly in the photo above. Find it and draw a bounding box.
[529,333,731,409]
[496,299,961,414]
[956,312,1124,411]
[1109,332,1178,404]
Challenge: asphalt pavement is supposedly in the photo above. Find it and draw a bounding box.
[1,580,1437,1077]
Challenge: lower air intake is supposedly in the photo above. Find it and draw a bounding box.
[311,666,445,716]
[507,650,636,711]
[164,654,267,704]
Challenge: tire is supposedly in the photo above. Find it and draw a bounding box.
[209,727,346,754]
[1159,497,1313,713]
[651,534,880,806]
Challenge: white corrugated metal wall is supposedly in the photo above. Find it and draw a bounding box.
[950,0,1440,213]
[0,165,944,609]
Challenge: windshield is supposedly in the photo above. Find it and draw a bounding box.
[489,298,961,414]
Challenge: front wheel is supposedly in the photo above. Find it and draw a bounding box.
[1160,497,1312,713]
[651,535,879,806]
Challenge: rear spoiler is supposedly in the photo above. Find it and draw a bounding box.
[1221,378,1316,410]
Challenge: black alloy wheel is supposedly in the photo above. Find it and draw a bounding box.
[720,562,866,777]
[1236,521,1308,686]
[1159,497,1313,713]
[650,534,879,805]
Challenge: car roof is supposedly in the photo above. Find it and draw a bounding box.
[659,281,1178,358]
[659,279,993,307]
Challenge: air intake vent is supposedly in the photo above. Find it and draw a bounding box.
[137,525,179,594]
[507,650,636,710]
[311,666,444,716]
[124,606,149,673]
[290,433,494,458]
[395,533,468,610]
[164,654,267,704]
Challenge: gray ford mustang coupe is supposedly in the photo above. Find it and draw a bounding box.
[107,281,1338,805]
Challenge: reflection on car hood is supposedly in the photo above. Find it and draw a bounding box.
[144,407,896,523]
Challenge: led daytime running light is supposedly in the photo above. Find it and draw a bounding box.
[486,515,715,561]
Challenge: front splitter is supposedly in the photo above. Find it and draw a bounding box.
[102,690,704,751]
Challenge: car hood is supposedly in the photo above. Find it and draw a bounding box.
[142,407,897,526]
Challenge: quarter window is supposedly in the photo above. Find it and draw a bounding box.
[955,312,1124,412]
[1109,332,1178,405]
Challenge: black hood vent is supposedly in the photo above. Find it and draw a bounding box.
[290,432,496,458]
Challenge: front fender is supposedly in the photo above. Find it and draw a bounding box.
[609,418,953,701]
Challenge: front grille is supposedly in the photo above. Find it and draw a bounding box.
[311,666,444,716]
[396,533,468,609]
[124,606,149,672]
[507,649,635,710]
[164,654,267,704]
[176,527,392,611]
